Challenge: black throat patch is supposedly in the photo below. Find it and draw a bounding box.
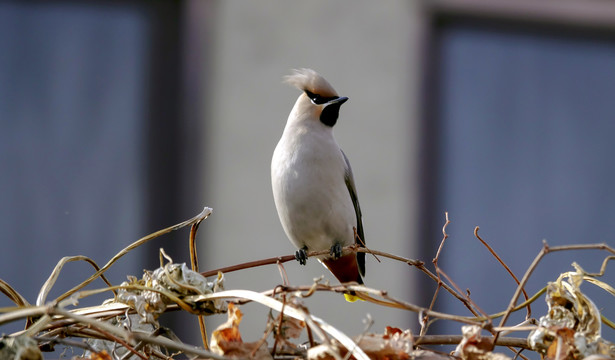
[320,102,343,127]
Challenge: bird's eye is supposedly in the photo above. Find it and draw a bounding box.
[305,90,334,105]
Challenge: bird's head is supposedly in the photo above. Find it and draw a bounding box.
[284,68,348,127]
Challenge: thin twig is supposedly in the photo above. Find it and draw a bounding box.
[201,254,297,278]
[435,267,491,325]
[413,335,531,349]
[54,305,226,360]
[33,335,95,352]
[36,255,116,306]
[423,212,451,335]
[0,278,30,307]
[3,202,612,360]
[498,242,614,330]
[587,255,615,277]
[433,211,450,263]
[270,288,287,357]
[277,261,290,286]
[354,226,381,263]
[52,207,212,305]
[200,245,475,311]
[88,324,148,360]
[189,218,210,351]
[189,222,201,273]
[474,227,531,319]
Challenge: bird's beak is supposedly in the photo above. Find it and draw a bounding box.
[325,96,348,107]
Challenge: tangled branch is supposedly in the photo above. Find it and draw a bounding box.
[0,208,613,360]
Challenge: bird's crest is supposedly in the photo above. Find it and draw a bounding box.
[284,68,339,98]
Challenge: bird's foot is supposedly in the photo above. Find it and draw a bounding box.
[330,243,342,259]
[295,247,308,265]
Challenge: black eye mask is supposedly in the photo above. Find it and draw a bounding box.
[304,90,339,105]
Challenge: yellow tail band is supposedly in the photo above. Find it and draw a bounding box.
[344,293,364,302]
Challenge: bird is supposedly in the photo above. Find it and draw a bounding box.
[271,68,365,302]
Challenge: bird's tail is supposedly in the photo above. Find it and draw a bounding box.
[320,253,365,303]
[320,254,363,283]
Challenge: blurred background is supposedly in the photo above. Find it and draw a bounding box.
[1,0,614,356]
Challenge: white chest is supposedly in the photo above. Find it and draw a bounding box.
[271,129,356,253]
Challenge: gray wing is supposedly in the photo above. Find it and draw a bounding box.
[341,149,366,276]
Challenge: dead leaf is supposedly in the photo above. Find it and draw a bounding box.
[274,313,305,340]
[350,327,413,360]
[529,270,615,359]
[213,340,272,360]
[88,350,113,360]
[546,327,577,360]
[454,325,511,360]
[210,303,273,359]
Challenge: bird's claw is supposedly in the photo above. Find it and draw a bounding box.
[330,243,342,259]
[295,247,308,265]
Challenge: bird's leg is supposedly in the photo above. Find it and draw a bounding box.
[295,246,308,265]
[330,242,342,259]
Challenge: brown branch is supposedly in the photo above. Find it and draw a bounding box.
[435,267,491,329]
[585,255,615,277]
[263,284,484,326]
[473,227,531,347]
[423,212,454,335]
[66,324,148,360]
[189,222,201,273]
[12,203,613,359]
[201,254,297,278]
[354,226,381,263]
[414,335,531,350]
[270,288,286,356]
[0,279,30,307]
[200,245,477,313]
[433,211,451,264]
[54,207,213,304]
[188,218,209,351]
[36,255,116,306]
[474,227,530,319]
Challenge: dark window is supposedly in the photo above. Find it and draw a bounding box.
[420,8,615,343]
[0,0,209,347]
